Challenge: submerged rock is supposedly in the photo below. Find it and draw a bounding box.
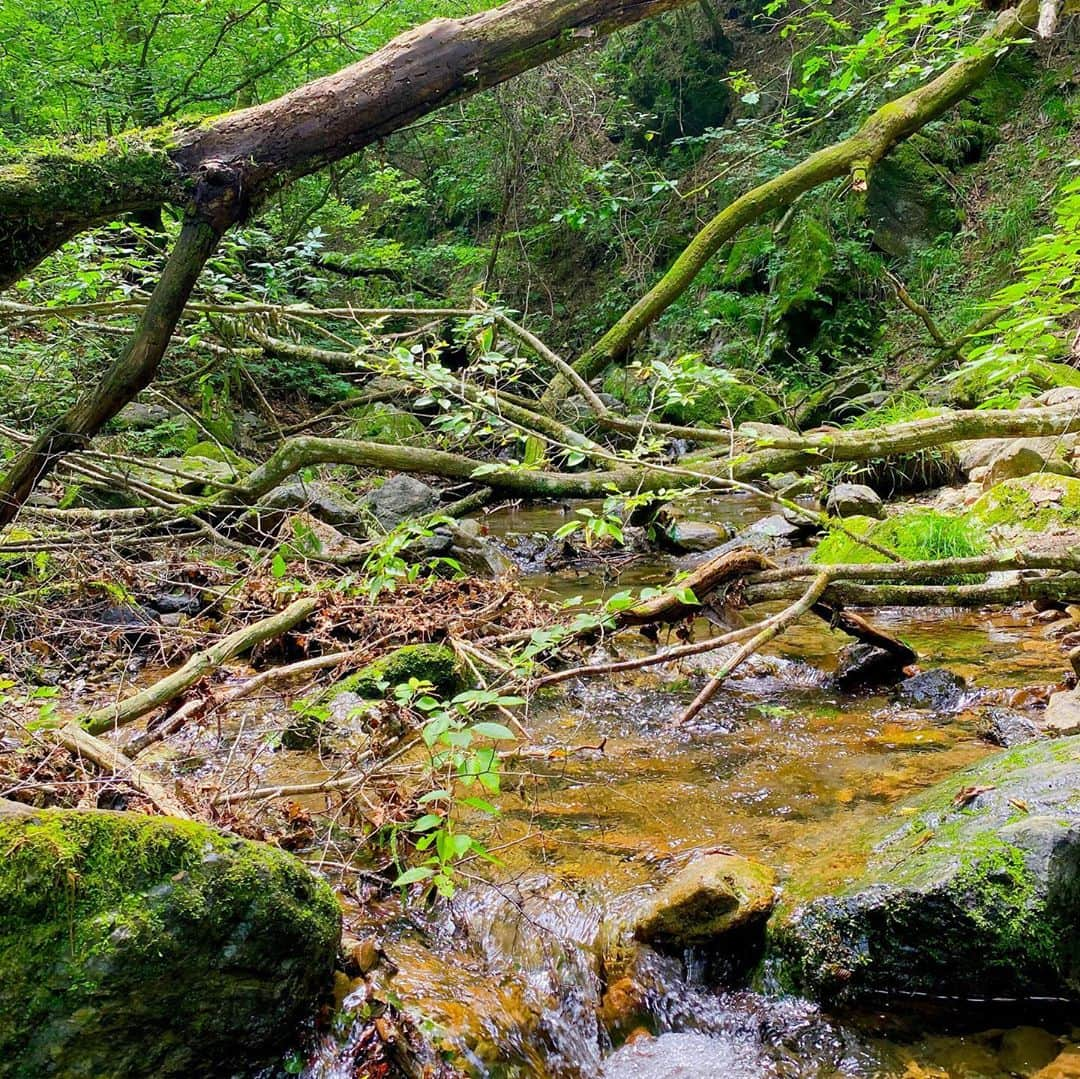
[0,808,341,1078]
[832,643,908,691]
[890,668,967,712]
[772,736,1080,1005]
[633,853,776,951]
[976,706,1041,747]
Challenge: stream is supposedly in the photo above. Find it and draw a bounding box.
[287,496,1075,1077]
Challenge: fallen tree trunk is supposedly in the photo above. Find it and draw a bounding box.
[1,0,697,289]
[743,574,1080,608]
[729,401,1080,480]
[543,0,1040,404]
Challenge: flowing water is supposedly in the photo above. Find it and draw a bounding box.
[296,498,1078,1078]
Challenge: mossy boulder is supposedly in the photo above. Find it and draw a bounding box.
[770,737,1080,1005]
[867,139,959,257]
[339,643,461,699]
[972,475,1080,531]
[347,403,424,445]
[0,808,341,1078]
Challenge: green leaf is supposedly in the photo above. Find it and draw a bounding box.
[393,866,435,887]
[411,813,444,832]
[469,721,516,741]
[271,551,288,579]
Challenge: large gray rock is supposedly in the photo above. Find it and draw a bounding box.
[365,475,438,530]
[0,809,341,1078]
[985,443,1054,487]
[976,706,1041,748]
[1043,689,1080,735]
[825,483,884,520]
[666,520,732,553]
[262,479,364,527]
[772,737,1080,1004]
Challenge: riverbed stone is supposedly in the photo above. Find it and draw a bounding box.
[666,520,732,553]
[890,668,967,712]
[772,736,1080,1005]
[633,853,776,950]
[825,483,884,520]
[0,808,341,1078]
[976,706,1041,747]
[262,479,366,528]
[1043,689,1080,735]
[832,643,908,690]
[365,475,438,530]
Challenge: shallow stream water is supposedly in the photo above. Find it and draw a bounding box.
[295,497,1078,1078]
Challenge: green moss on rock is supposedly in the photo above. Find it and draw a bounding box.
[972,474,1080,531]
[0,808,341,1078]
[770,737,1080,1004]
[339,643,461,698]
[347,403,425,445]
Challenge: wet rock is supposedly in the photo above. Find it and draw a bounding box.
[0,808,340,1078]
[364,475,438,530]
[825,483,884,520]
[672,529,781,571]
[1043,689,1080,735]
[148,591,202,616]
[342,644,461,699]
[831,643,908,691]
[666,520,731,553]
[598,976,650,1039]
[998,1026,1061,1075]
[633,853,776,950]
[746,514,805,540]
[890,668,967,712]
[976,706,1041,747]
[262,479,365,528]
[442,519,517,577]
[1033,1044,1080,1078]
[772,736,1080,1004]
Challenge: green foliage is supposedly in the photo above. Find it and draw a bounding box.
[387,681,522,898]
[812,509,987,578]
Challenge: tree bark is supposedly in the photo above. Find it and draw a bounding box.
[0,210,228,528]
[1,0,697,290]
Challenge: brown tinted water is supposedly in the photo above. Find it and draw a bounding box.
[294,500,1079,1078]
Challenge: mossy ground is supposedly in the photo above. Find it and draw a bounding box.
[972,475,1080,531]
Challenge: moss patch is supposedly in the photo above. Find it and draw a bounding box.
[337,643,461,699]
[0,809,341,1078]
[770,737,1080,1004]
[972,474,1080,531]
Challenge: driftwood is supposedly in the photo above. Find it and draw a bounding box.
[675,573,834,726]
[52,722,192,818]
[83,596,318,735]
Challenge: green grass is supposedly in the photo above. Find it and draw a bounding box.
[812,509,988,580]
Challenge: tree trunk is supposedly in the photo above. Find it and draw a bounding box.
[1,0,697,290]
